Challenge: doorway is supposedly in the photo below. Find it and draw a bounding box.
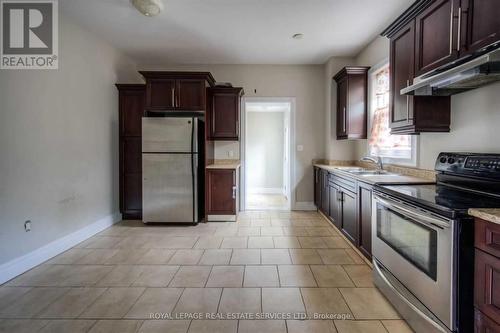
[241,98,294,211]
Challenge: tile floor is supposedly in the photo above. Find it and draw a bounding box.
[246,194,288,210]
[0,210,413,333]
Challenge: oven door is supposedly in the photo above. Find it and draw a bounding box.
[372,193,456,331]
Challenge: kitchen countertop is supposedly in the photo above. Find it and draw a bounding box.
[313,163,434,185]
[206,160,241,169]
[468,208,500,224]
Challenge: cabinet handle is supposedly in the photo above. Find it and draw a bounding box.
[457,7,462,52]
[449,2,454,54]
[406,80,410,121]
[343,107,346,132]
[232,186,237,199]
[171,87,175,108]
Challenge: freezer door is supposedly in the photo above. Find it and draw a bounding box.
[143,153,195,223]
[142,117,198,153]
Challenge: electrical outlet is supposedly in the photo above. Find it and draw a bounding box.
[228,150,234,158]
[24,220,31,232]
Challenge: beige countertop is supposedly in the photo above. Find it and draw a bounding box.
[468,208,500,224]
[313,163,434,186]
[206,160,241,170]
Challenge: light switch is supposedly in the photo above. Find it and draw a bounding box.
[297,145,304,152]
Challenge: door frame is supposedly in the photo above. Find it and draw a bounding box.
[240,97,296,211]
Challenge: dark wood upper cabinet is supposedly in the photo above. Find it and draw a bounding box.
[389,21,451,135]
[116,84,146,219]
[333,67,369,140]
[390,21,416,130]
[414,0,460,76]
[461,0,500,56]
[206,169,236,215]
[140,71,215,111]
[117,84,146,137]
[207,87,244,140]
[177,79,206,110]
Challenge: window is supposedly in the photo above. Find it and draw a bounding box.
[368,64,416,166]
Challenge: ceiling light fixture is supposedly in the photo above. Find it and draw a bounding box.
[292,33,304,40]
[131,0,164,17]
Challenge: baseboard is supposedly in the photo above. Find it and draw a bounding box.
[293,201,317,211]
[248,187,284,194]
[0,212,122,285]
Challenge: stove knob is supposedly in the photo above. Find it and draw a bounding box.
[439,157,447,163]
[448,157,456,164]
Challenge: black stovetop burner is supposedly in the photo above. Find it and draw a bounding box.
[376,153,500,219]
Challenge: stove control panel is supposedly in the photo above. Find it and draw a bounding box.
[436,153,500,177]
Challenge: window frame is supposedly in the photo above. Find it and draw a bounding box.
[366,60,418,167]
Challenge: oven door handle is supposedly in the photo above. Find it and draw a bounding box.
[374,196,451,229]
[373,260,449,333]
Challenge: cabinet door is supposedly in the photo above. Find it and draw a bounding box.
[120,90,145,136]
[206,169,236,215]
[415,0,460,76]
[177,79,206,110]
[474,249,500,324]
[210,92,240,140]
[147,79,176,109]
[336,78,348,139]
[390,21,415,129]
[461,0,500,56]
[314,167,321,209]
[320,170,330,215]
[475,309,500,333]
[121,137,142,218]
[341,190,357,244]
[329,185,341,229]
[358,183,372,259]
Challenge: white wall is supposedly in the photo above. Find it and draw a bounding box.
[354,36,500,169]
[140,64,325,204]
[247,111,285,191]
[0,16,141,264]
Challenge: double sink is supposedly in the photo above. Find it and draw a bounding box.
[334,167,397,177]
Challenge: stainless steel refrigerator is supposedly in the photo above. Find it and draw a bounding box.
[142,116,204,224]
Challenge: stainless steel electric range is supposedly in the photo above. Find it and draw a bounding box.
[372,153,500,333]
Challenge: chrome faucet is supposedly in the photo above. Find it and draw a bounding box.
[361,156,383,170]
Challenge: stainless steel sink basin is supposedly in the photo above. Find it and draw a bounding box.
[345,170,395,176]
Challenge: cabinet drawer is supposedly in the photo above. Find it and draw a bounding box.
[476,219,500,258]
[328,173,356,192]
[474,249,500,325]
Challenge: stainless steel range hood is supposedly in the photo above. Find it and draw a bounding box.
[401,47,500,96]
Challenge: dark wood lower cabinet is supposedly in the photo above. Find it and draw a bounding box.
[340,189,357,244]
[320,169,329,216]
[357,182,373,259]
[314,167,321,209]
[329,184,341,229]
[314,167,373,260]
[206,169,237,216]
[475,217,500,331]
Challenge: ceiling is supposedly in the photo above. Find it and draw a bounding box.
[60,0,413,65]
